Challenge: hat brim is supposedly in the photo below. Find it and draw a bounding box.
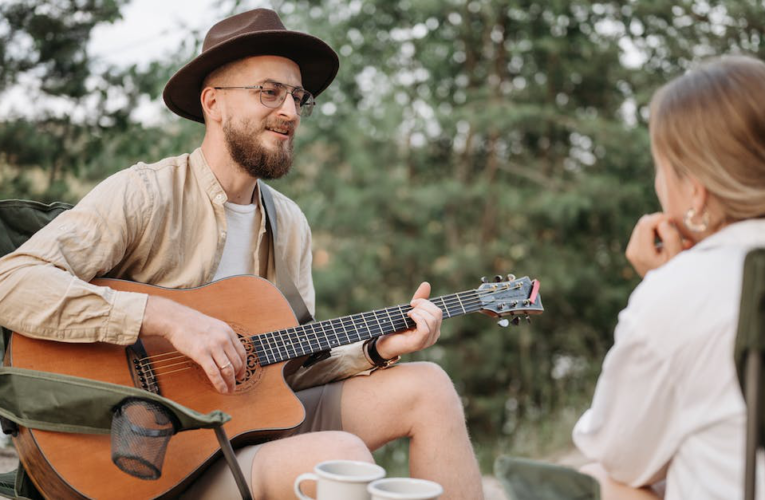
[163,30,339,123]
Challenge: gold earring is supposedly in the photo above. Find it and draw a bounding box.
[683,208,709,233]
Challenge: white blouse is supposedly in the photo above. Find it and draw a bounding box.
[573,219,765,500]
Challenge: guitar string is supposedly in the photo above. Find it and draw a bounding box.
[135,285,532,379]
[136,288,494,366]
[134,285,532,379]
[140,299,535,391]
[135,288,500,369]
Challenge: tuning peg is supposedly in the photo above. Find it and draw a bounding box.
[525,315,531,324]
[481,276,489,283]
[497,319,510,328]
[511,317,521,326]
[507,274,516,281]
[494,275,504,282]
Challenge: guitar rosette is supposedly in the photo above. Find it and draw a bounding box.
[110,398,179,480]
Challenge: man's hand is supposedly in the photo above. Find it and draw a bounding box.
[625,213,692,278]
[375,282,443,360]
[140,295,247,394]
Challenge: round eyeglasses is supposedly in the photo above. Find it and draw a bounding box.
[213,81,316,117]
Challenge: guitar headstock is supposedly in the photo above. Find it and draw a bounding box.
[476,274,543,326]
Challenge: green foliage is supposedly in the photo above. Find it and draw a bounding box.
[3,0,765,470]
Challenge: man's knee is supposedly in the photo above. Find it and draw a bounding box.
[318,431,375,462]
[399,362,463,414]
[253,431,374,476]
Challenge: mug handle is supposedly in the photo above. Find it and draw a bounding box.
[294,472,319,500]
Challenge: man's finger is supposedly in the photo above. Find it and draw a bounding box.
[203,357,229,393]
[411,282,431,302]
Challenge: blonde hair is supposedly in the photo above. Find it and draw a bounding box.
[649,55,765,221]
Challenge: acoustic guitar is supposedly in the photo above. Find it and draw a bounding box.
[7,274,542,499]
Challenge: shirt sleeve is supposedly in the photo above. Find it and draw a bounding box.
[286,342,376,391]
[0,169,151,345]
[572,307,681,487]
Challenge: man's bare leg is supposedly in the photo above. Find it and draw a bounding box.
[250,430,375,499]
[341,362,483,500]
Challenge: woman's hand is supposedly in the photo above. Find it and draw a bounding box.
[625,213,692,278]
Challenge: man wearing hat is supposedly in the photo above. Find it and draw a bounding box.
[0,8,482,499]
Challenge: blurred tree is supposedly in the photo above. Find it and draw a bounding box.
[259,0,765,463]
[3,0,765,470]
[0,0,202,201]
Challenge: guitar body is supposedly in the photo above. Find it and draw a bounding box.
[7,276,306,499]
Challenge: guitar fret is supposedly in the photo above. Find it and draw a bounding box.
[260,333,276,364]
[454,293,467,314]
[369,311,384,338]
[328,319,342,348]
[383,308,396,337]
[252,337,270,365]
[397,306,408,326]
[281,329,296,359]
[359,313,373,341]
[294,326,308,356]
[307,323,322,352]
[339,316,354,344]
[437,296,451,318]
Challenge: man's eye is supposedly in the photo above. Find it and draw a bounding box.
[262,89,279,97]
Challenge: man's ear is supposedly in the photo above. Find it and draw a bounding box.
[200,87,223,124]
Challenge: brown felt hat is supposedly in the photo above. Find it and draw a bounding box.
[163,8,339,123]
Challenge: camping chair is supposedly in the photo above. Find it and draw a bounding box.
[494,456,600,500]
[0,200,251,500]
[734,248,765,500]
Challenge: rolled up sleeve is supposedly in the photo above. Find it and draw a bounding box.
[573,313,680,487]
[0,170,152,345]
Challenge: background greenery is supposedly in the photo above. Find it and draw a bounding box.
[2,0,764,472]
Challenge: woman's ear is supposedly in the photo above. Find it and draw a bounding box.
[687,174,708,214]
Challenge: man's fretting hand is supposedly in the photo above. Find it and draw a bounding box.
[140,295,247,393]
[375,282,443,360]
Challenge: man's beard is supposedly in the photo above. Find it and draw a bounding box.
[223,117,294,180]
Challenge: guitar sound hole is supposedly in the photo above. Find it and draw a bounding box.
[231,323,262,393]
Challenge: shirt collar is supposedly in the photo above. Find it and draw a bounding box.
[692,218,765,252]
[190,148,228,205]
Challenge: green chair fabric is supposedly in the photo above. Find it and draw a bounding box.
[494,456,600,500]
[734,248,765,500]
[0,199,243,499]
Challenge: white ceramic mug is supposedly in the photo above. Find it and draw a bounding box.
[367,478,444,500]
[294,460,386,500]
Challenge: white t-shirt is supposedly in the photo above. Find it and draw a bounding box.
[573,219,765,500]
[212,201,258,280]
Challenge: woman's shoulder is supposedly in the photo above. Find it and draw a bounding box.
[618,243,748,350]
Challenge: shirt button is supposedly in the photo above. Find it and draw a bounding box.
[215,194,224,202]
[221,231,226,238]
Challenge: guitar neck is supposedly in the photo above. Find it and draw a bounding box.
[249,290,482,366]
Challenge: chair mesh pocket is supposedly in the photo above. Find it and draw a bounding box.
[111,398,178,480]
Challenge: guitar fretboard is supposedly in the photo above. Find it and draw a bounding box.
[249,290,482,366]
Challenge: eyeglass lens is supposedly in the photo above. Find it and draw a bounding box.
[261,82,314,117]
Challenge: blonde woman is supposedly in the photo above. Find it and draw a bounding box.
[574,55,765,500]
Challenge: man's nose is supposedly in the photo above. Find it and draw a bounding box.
[277,94,300,121]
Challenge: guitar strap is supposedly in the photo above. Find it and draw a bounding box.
[258,181,315,326]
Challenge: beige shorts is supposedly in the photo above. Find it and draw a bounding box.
[182,380,344,499]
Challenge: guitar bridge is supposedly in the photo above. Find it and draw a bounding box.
[126,340,161,395]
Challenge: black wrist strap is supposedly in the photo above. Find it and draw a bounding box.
[365,337,400,368]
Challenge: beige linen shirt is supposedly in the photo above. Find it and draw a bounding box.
[0,148,373,390]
